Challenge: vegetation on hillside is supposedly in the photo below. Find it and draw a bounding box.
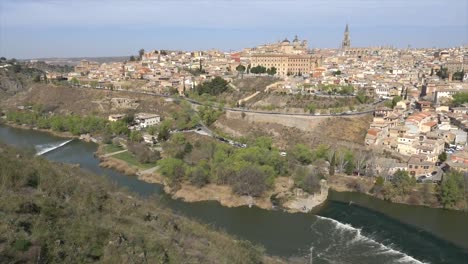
[195,76,229,96]
[451,92,468,106]
[0,143,271,263]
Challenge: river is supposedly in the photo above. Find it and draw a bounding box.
[1,124,467,264]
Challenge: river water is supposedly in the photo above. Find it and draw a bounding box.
[1,124,467,264]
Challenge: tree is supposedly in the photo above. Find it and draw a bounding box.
[451,92,468,106]
[158,158,186,185]
[355,91,369,104]
[305,103,316,114]
[231,165,269,197]
[436,67,449,79]
[236,64,246,79]
[293,166,322,194]
[129,56,136,62]
[138,49,145,60]
[70,77,80,86]
[328,151,336,176]
[266,67,277,76]
[188,163,210,187]
[452,70,465,81]
[392,169,415,196]
[157,121,171,141]
[196,76,229,96]
[129,130,143,142]
[291,144,313,165]
[438,151,447,162]
[439,171,464,209]
[353,150,368,176]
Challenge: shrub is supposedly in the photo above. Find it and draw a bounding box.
[231,166,268,197]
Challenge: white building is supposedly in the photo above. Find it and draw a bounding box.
[135,113,161,128]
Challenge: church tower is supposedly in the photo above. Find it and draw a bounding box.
[342,24,351,49]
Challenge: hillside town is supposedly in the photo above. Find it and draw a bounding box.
[3,24,467,185]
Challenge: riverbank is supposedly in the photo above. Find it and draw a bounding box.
[97,146,328,212]
[327,174,467,211]
[3,122,456,213]
[2,123,468,263]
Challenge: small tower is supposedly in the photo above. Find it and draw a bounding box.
[342,24,351,49]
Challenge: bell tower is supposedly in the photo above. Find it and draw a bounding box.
[342,24,351,49]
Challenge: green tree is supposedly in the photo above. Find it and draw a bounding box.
[196,76,229,96]
[129,56,136,61]
[436,67,449,79]
[306,103,317,114]
[157,120,172,141]
[451,92,468,106]
[392,169,415,196]
[356,91,369,104]
[291,144,313,165]
[129,130,143,142]
[138,49,145,60]
[438,151,447,162]
[452,70,465,81]
[236,64,246,79]
[266,67,277,76]
[439,171,464,209]
[329,151,336,176]
[69,77,80,86]
[158,158,186,185]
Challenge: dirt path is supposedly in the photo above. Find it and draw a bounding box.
[103,149,128,157]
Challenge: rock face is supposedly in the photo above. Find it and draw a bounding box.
[283,179,329,213]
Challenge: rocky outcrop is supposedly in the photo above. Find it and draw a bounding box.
[282,179,329,213]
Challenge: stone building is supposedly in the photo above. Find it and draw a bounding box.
[250,54,320,76]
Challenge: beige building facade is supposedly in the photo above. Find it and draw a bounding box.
[250,54,319,76]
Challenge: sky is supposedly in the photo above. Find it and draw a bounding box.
[0,0,467,59]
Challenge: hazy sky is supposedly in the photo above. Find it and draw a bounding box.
[1,0,467,59]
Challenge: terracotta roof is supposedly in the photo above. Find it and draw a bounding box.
[423,121,437,127]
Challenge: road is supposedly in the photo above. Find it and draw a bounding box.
[80,86,380,117]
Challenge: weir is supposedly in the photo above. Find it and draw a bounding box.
[36,139,74,156]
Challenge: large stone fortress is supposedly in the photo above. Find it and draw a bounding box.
[247,35,320,76]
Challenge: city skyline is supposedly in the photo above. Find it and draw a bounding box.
[1,0,467,59]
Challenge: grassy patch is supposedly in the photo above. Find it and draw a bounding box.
[102,144,123,154]
[112,151,155,169]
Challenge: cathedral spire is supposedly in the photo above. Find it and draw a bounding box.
[342,24,351,49]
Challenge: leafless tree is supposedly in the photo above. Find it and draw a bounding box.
[335,149,348,173]
[354,149,369,177]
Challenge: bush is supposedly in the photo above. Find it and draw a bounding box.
[231,166,268,197]
[158,158,186,185]
[127,142,161,164]
[291,144,312,165]
[12,239,32,252]
[293,166,322,194]
[189,164,210,188]
[439,171,464,209]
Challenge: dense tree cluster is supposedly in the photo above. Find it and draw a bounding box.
[250,66,277,75]
[196,77,229,96]
[6,110,129,137]
[451,92,468,106]
[158,136,286,196]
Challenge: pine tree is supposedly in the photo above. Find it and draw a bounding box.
[329,152,336,176]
